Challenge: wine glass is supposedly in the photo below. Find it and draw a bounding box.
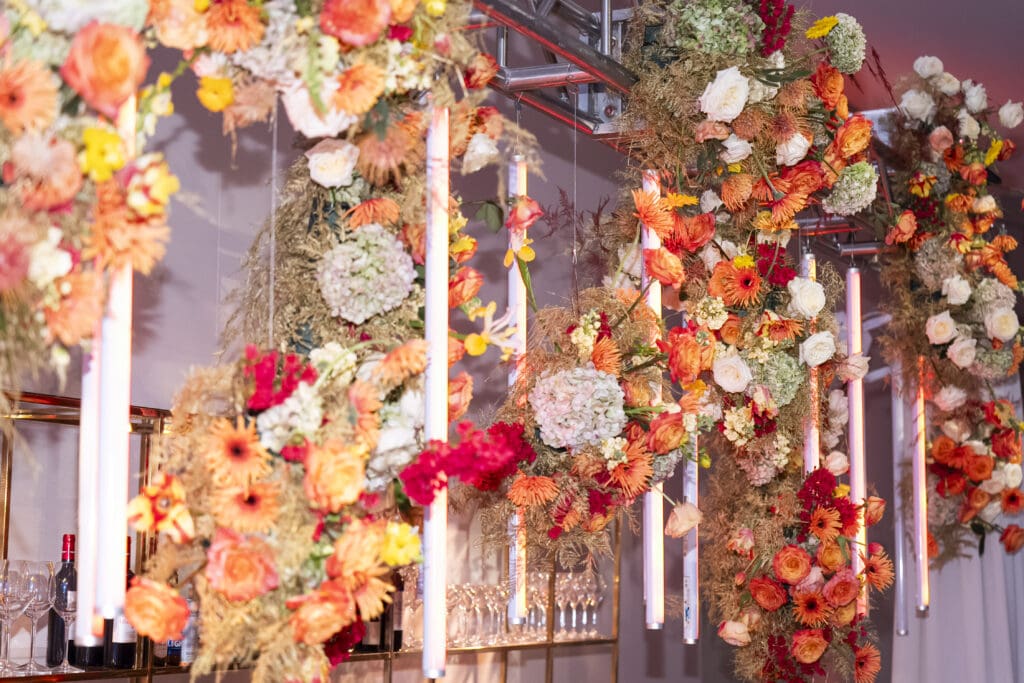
[0,561,27,676]
[15,561,53,675]
[50,563,82,673]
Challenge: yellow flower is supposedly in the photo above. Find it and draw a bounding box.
[732,253,755,269]
[127,154,181,217]
[727,163,743,173]
[806,16,839,39]
[424,0,446,16]
[683,379,707,398]
[985,139,1003,167]
[468,301,496,322]
[194,0,211,11]
[834,483,851,498]
[196,76,234,113]
[295,16,315,33]
[380,522,422,566]
[464,332,489,356]
[665,192,699,208]
[449,210,468,234]
[79,127,125,183]
[450,235,476,256]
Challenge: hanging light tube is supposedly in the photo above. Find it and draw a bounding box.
[76,342,103,647]
[845,267,868,616]
[890,363,909,635]
[912,357,930,615]
[801,253,820,473]
[682,436,699,644]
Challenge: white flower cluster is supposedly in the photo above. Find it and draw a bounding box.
[34,0,148,32]
[317,224,416,324]
[822,161,878,215]
[913,237,963,291]
[823,13,866,74]
[231,0,304,85]
[652,448,687,483]
[600,437,629,471]
[692,296,729,330]
[569,310,602,358]
[384,40,433,94]
[822,388,848,449]
[309,342,359,387]
[366,386,425,491]
[720,404,754,447]
[529,365,627,449]
[256,382,324,452]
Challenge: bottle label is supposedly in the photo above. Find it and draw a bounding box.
[113,615,137,643]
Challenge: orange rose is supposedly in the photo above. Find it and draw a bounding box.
[1001,524,1024,553]
[663,326,714,385]
[835,94,850,120]
[448,335,466,367]
[205,527,280,602]
[448,371,473,422]
[287,583,357,645]
[969,487,992,511]
[124,577,189,642]
[831,114,872,159]
[303,440,366,513]
[822,568,860,607]
[506,195,543,233]
[448,266,484,309]
[885,211,918,246]
[965,454,995,482]
[773,545,812,585]
[811,62,844,109]
[832,600,856,626]
[863,496,886,527]
[643,247,686,288]
[991,428,1021,461]
[719,313,743,346]
[930,435,956,465]
[960,162,987,186]
[60,22,149,119]
[791,628,829,664]
[647,411,686,454]
[400,223,426,265]
[748,576,787,612]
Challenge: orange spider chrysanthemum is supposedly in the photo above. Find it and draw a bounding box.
[357,122,415,187]
[334,62,386,116]
[808,506,843,543]
[205,416,272,485]
[212,482,281,533]
[346,197,400,228]
[792,590,833,627]
[44,271,104,346]
[507,473,560,507]
[351,571,395,621]
[854,643,882,683]
[590,336,622,375]
[0,59,58,135]
[862,549,895,591]
[373,339,428,387]
[721,173,754,212]
[631,188,674,239]
[608,442,654,499]
[707,261,762,308]
[205,0,266,54]
[85,181,170,275]
[756,310,803,342]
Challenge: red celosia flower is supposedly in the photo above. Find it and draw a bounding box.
[324,619,366,666]
[243,345,318,411]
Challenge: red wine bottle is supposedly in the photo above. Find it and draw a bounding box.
[46,534,77,667]
[103,537,137,669]
[390,570,404,652]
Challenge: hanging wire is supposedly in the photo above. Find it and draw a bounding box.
[268,101,279,348]
[571,84,580,313]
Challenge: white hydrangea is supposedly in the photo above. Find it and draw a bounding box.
[529,365,627,449]
[824,13,866,74]
[366,386,425,490]
[28,227,72,288]
[317,224,416,324]
[693,296,729,330]
[231,0,303,85]
[822,162,878,215]
[309,342,359,387]
[384,40,433,94]
[256,382,324,452]
[34,0,148,32]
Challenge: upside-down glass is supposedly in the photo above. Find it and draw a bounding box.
[15,561,53,675]
[0,561,27,676]
[50,561,82,673]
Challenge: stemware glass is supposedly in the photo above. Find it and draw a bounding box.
[554,574,570,641]
[0,561,27,676]
[50,561,82,673]
[16,560,53,675]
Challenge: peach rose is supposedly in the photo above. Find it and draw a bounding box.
[885,211,918,246]
[791,628,829,664]
[506,195,543,233]
[719,313,743,346]
[664,502,702,538]
[832,600,856,626]
[772,545,812,585]
[448,266,483,309]
[643,247,686,288]
[647,411,686,454]
[811,62,844,109]
[832,114,872,158]
[1001,524,1024,553]
[864,496,886,526]
[822,568,860,607]
[60,22,149,119]
[286,583,357,645]
[124,577,189,643]
[748,576,787,612]
[303,440,366,513]
[206,527,280,602]
[929,126,954,155]
[148,0,208,50]
[448,371,473,422]
[717,620,751,647]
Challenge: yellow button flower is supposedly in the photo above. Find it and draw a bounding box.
[464,332,489,356]
[732,253,755,269]
[424,0,446,17]
[806,16,838,39]
[380,521,422,567]
[196,76,234,113]
[79,127,125,183]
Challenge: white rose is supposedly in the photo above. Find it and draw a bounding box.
[699,244,722,271]
[980,467,1007,495]
[800,331,836,368]
[999,100,1024,129]
[940,418,971,442]
[825,450,850,476]
[941,275,971,305]
[913,56,944,79]
[973,195,997,214]
[699,67,750,123]
[964,439,988,455]
[304,139,359,188]
[1004,463,1023,489]
[719,134,753,163]
[957,109,980,140]
[828,388,849,426]
[947,336,977,368]
[717,620,750,647]
[925,311,958,345]
[962,79,988,114]
[775,132,811,167]
[900,89,936,122]
[281,81,358,139]
[933,385,967,412]
[786,276,826,319]
[838,354,870,382]
[713,354,753,394]
[461,132,499,174]
[931,72,960,96]
[28,227,73,288]
[701,189,724,214]
[985,307,1020,342]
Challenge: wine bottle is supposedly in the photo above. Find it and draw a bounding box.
[103,537,137,669]
[46,534,77,667]
[180,583,198,665]
[390,570,404,652]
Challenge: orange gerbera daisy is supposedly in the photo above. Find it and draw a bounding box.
[334,62,386,116]
[590,336,623,375]
[766,189,809,224]
[608,441,654,499]
[373,339,428,388]
[213,481,280,533]
[854,643,882,683]
[44,271,104,346]
[345,197,400,228]
[808,506,843,543]
[631,188,674,239]
[205,0,266,54]
[205,416,271,485]
[357,122,415,187]
[507,473,559,507]
[792,590,833,627]
[707,261,762,308]
[756,310,803,342]
[1002,488,1024,515]
[861,549,895,591]
[0,59,58,135]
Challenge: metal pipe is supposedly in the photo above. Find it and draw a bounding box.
[535,0,556,16]
[496,26,508,67]
[550,0,600,32]
[499,64,597,90]
[835,241,894,257]
[488,85,598,134]
[600,0,612,54]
